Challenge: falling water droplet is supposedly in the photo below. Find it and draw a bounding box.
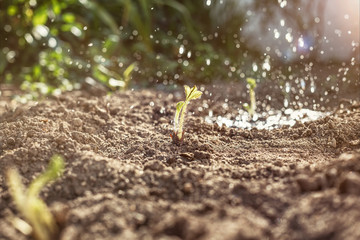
[310,81,316,93]
[285,82,291,93]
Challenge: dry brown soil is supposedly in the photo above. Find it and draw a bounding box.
[0,84,360,240]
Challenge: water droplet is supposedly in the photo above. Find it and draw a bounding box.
[71,26,82,37]
[262,57,271,71]
[252,63,258,72]
[285,33,293,43]
[179,45,185,55]
[274,29,280,39]
[284,98,289,107]
[298,37,305,48]
[310,81,316,93]
[280,19,285,26]
[279,0,287,8]
[32,25,49,39]
[285,82,291,93]
[187,51,192,58]
[24,33,34,44]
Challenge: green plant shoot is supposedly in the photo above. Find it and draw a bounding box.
[97,62,135,91]
[243,77,257,119]
[122,62,135,90]
[6,155,65,240]
[172,85,202,142]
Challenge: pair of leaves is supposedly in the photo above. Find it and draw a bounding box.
[175,85,202,122]
[184,85,203,101]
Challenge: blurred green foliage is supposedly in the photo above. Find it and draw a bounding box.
[1,0,358,99]
[0,0,251,94]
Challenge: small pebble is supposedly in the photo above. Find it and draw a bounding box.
[7,137,15,146]
[72,118,83,128]
[144,160,166,171]
[180,152,194,161]
[158,117,168,124]
[338,172,360,195]
[328,138,337,148]
[296,174,319,192]
[183,182,194,194]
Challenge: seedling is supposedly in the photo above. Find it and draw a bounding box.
[171,85,202,143]
[95,62,135,90]
[243,77,257,119]
[6,155,65,240]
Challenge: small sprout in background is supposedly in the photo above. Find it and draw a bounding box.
[172,85,203,143]
[243,77,257,120]
[6,154,65,240]
[122,62,135,90]
[96,62,136,91]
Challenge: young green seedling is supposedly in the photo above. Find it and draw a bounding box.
[6,154,65,240]
[172,85,202,143]
[243,77,257,119]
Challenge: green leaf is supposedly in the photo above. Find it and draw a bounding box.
[0,51,7,74]
[60,23,73,32]
[62,13,75,23]
[123,63,135,79]
[33,6,48,26]
[176,101,185,113]
[185,85,202,100]
[184,85,191,98]
[97,64,122,80]
[79,0,120,35]
[154,0,199,42]
[7,5,18,16]
[174,101,185,125]
[121,0,152,51]
[51,0,61,15]
[103,35,120,55]
[189,90,202,100]
[139,0,150,25]
[33,65,41,80]
[6,169,26,211]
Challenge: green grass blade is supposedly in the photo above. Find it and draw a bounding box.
[79,0,120,35]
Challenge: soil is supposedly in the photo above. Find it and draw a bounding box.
[0,82,360,240]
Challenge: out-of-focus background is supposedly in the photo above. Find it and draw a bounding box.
[0,0,359,96]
